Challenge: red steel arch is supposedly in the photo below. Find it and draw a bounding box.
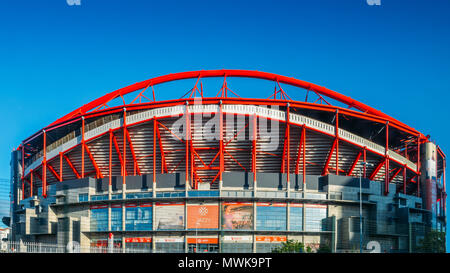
[49,69,424,139]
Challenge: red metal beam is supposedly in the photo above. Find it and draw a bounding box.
[125,129,142,176]
[153,118,157,185]
[81,117,85,178]
[295,124,305,175]
[42,130,47,198]
[59,152,63,182]
[347,150,363,176]
[252,114,257,182]
[219,103,224,184]
[385,122,390,196]
[112,134,127,176]
[84,143,104,178]
[47,164,61,182]
[389,167,402,183]
[49,70,421,138]
[286,104,290,183]
[63,154,81,179]
[322,139,337,176]
[155,121,168,173]
[123,109,127,185]
[302,125,306,184]
[335,110,339,175]
[369,159,386,181]
[109,129,112,185]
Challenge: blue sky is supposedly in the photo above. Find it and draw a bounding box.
[0,0,449,246]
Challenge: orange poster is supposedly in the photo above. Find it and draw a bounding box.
[187,205,219,229]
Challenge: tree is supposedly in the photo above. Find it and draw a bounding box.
[272,239,305,253]
[417,230,446,253]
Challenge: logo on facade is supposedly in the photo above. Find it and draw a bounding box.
[199,206,208,216]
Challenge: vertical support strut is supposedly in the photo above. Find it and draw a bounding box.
[403,165,407,194]
[123,108,127,185]
[335,110,339,175]
[153,118,156,186]
[81,117,85,178]
[42,130,47,198]
[286,104,290,185]
[302,125,306,185]
[59,152,63,182]
[385,121,389,195]
[109,129,112,186]
[252,114,257,184]
[21,143,24,199]
[417,135,421,197]
[185,103,190,187]
[219,101,224,186]
[30,169,33,197]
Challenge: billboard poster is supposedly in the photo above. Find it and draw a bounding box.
[187,203,219,229]
[155,202,185,230]
[222,202,253,230]
[223,235,253,243]
[255,236,286,243]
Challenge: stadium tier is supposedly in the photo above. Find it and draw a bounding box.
[9,70,446,253]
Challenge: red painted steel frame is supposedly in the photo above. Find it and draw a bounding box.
[48,70,423,139]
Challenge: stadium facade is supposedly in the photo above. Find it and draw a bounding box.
[9,70,446,253]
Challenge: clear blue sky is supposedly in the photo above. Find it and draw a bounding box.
[0,0,449,247]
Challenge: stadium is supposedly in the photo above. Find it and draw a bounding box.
[9,70,446,253]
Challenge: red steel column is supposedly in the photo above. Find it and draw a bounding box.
[109,129,113,187]
[123,108,127,186]
[219,102,224,186]
[286,104,290,185]
[417,136,421,197]
[30,169,33,197]
[302,125,306,185]
[42,130,47,198]
[385,121,389,195]
[153,118,157,186]
[59,152,63,182]
[403,165,407,194]
[335,110,339,175]
[443,158,446,215]
[81,117,85,178]
[21,144,24,199]
[252,114,257,184]
[185,103,190,187]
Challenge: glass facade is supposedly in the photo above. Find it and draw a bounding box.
[111,205,122,231]
[90,205,108,231]
[125,203,152,231]
[289,203,303,231]
[256,203,286,231]
[305,204,327,231]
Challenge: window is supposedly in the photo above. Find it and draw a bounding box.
[188,191,219,197]
[156,191,185,198]
[79,194,88,202]
[91,194,108,201]
[90,206,108,231]
[256,203,286,231]
[126,192,153,199]
[305,205,327,231]
[111,205,122,231]
[125,204,152,231]
[289,204,303,231]
[111,194,122,200]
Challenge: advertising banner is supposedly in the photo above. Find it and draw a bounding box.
[187,238,219,244]
[125,237,152,243]
[222,202,253,230]
[155,202,185,230]
[187,203,219,229]
[223,235,253,242]
[255,236,286,243]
